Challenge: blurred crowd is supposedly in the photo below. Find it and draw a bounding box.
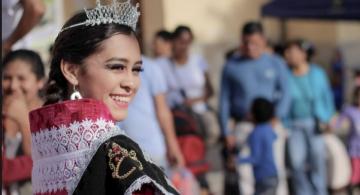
[2,1,360,195]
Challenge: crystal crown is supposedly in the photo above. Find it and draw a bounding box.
[61,0,140,32]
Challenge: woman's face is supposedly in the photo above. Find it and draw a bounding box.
[172,31,192,57]
[152,36,172,58]
[74,34,142,121]
[2,60,44,103]
[284,45,307,67]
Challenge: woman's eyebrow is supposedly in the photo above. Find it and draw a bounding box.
[134,60,143,65]
[105,57,128,63]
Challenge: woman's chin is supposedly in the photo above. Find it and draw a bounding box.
[110,110,128,121]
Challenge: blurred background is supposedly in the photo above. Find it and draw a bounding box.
[11,0,360,105]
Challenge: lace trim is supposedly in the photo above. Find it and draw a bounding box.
[125,175,178,195]
[31,118,125,194]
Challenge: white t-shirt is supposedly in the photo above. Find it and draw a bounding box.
[157,54,209,113]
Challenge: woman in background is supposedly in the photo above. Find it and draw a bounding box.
[284,39,335,195]
[2,49,46,195]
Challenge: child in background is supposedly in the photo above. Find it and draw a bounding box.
[238,97,278,195]
[335,86,360,191]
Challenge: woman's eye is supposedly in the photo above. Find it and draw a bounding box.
[107,64,126,71]
[132,67,144,75]
[132,67,144,73]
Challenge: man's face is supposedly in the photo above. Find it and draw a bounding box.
[241,33,266,59]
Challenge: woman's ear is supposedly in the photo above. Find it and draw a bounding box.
[37,78,46,90]
[60,60,80,86]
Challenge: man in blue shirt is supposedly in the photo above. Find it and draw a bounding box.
[218,21,291,194]
[218,21,290,147]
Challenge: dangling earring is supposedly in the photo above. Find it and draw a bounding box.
[70,85,82,100]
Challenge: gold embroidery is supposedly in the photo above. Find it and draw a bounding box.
[108,142,143,180]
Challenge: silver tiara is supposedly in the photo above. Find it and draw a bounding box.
[61,0,140,32]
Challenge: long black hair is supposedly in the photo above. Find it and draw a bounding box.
[45,11,138,105]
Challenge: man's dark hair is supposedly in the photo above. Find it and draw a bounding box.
[242,21,263,36]
[251,97,275,124]
[155,30,172,41]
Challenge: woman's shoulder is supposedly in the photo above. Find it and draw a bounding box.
[74,133,179,195]
[309,64,327,76]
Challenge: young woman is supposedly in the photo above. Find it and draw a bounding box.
[2,49,46,195]
[157,25,218,194]
[29,1,178,195]
[284,39,335,195]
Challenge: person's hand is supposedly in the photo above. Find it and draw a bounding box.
[329,114,338,129]
[3,93,29,129]
[225,135,237,150]
[183,99,193,107]
[167,145,185,168]
[271,117,279,127]
[322,123,333,134]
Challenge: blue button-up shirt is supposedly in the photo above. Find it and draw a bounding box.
[218,53,291,136]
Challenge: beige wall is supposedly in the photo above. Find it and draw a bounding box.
[286,20,338,67]
[141,0,165,54]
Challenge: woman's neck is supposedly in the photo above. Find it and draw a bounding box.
[293,62,310,76]
[172,54,188,65]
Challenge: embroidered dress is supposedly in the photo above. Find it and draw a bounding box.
[29,99,179,195]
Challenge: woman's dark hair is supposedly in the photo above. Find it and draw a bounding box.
[285,39,315,62]
[45,11,138,105]
[2,49,45,80]
[251,97,275,124]
[353,86,360,106]
[155,30,172,41]
[172,25,193,40]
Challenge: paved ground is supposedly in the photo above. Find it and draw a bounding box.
[205,143,225,195]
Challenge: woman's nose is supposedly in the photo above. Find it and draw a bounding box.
[120,73,137,92]
[10,79,20,92]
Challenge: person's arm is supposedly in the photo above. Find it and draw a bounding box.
[149,60,185,167]
[218,65,231,137]
[204,72,215,100]
[154,93,185,167]
[274,59,291,120]
[3,154,33,186]
[238,132,261,166]
[2,0,45,53]
[320,70,336,123]
[3,95,32,156]
[18,114,32,156]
